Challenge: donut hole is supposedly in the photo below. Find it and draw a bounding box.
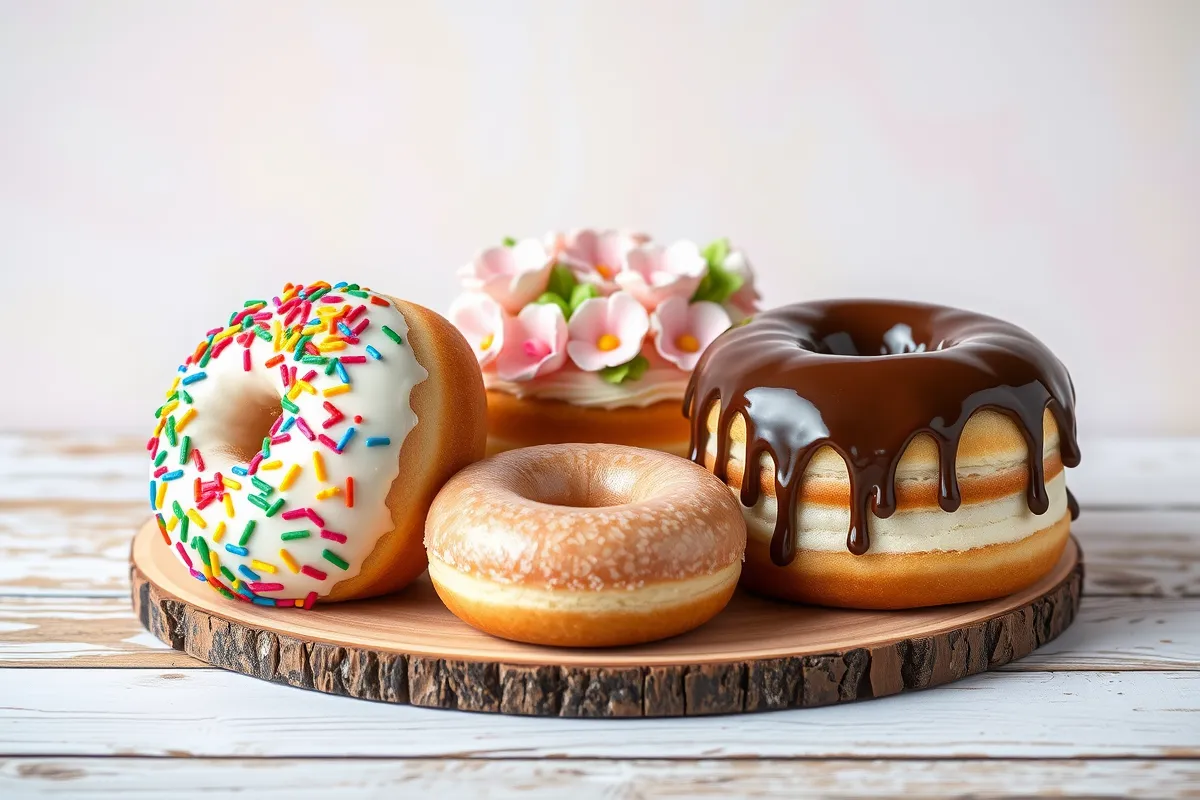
[207,382,283,464]
[797,302,950,357]
[514,456,643,508]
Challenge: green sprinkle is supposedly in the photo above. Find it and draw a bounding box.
[241,315,254,330]
[254,325,272,341]
[180,516,190,541]
[172,500,185,520]
[381,325,403,345]
[306,287,330,302]
[324,359,338,375]
[251,476,273,495]
[281,529,309,540]
[265,498,285,517]
[198,341,213,368]
[346,289,368,298]
[178,435,191,465]
[244,299,266,307]
[218,586,236,600]
[166,416,178,447]
[293,334,312,361]
[154,450,167,467]
[180,390,193,404]
[247,494,269,511]
[301,355,329,365]
[239,520,256,546]
[220,566,236,583]
[322,549,349,570]
[195,536,210,565]
[280,396,300,414]
[154,405,164,419]
[261,437,271,458]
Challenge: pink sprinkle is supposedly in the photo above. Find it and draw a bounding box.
[175,542,193,568]
[247,453,263,475]
[304,341,320,356]
[253,312,273,321]
[340,355,366,364]
[271,433,292,445]
[272,295,282,307]
[284,304,302,326]
[279,364,290,387]
[320,529,347,544]
[269,415,283,435]
[352,318,369,336]
[192,448,205,472]
[243,349,251,372]
[303,591,318,609]
[249,582,284,592]
[278,297,299,314]
[211,337,233,360]
[346,304,367,322]
[146,436,157,452]
[281,508,308,520]
[289,366,298,385]
[300,369,317,383]
[230,307,255,326]
[205,326,223,336]
[321,295,343,303]
[153,466,168,478]
[190,569,205,581]
[196,493,216,510]
[295,417,315,441]
[301,566,327,581]
[304,508,325,527]
[318,434,340,452]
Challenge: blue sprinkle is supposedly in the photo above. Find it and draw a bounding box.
[238,565,260,581]
[335,360,350,384]
[192,571,207,582]
[365,345,382,360]
[280,416,296,433]
[230,466,248,476]
[149,480,157,508]
[181,372,207,386]
[308,318,321,326]
[224,544,249,556]
[365,437,391,447]
[237,584,256,597]
[251,597,276,606]
[161,470,184,482]
[334,281,348,289]
[336,426,356,452]
[177,365,188,373]
[337,321,353,337]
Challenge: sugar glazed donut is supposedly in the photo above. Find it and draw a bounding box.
[686,300,1081,609]
[425,444,746,647]
[449,230,760,456]
[147,281,486,607]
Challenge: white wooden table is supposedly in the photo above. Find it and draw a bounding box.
[0,432,1198,798]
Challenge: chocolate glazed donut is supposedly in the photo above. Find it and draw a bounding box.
[684,300,1081,569]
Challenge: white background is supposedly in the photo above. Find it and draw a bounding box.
[2,0,1197,436]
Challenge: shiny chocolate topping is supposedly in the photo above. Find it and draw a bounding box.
[684,300,1081,565]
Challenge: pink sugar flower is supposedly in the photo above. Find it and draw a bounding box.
[496,302,568,381]
[722,248,761,317]
[557,228,648,292]
[448,293,505,367]
[650,297,732,371]
[457,238,554,313]
[566,291,650,371]
[616,240,707,310]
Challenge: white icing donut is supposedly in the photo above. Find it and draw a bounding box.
[147,281,485,607]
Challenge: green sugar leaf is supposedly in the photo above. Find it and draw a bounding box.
[567,283,599,317]
[502,236,517,247]
[533,292,571,319]
[598,354,650,385]
[691,238,744,305]
[545,264,577,301]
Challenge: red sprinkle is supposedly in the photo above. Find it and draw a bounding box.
[279,364,290,388]
[346,477,355,508]
[345,305,367,322]
[205,326,223,336]
[321,295,343,303]
[269,415,283,435]
[304,341,321,356]
[247,453,263,475]
[192,448,205,472]
[304,508,324,527]
[321,401,344,429]
[175,542,193,568]
[146,436,157,452]
[265,354,285,368]
[196,493,216,510]
[317,434,340,452]
[370,295,389,305]
[243,349,251,372]
[340,355,366,364]
[303,591,318,609]
[352,318,369,336]
[281,508,308,520]
[153,466,168,478]
[249,582,284,592]
[301,566,327,581]
[211,337,233,359]
[320,529,347,544]
[271,433,292,445]
[300,369,317,383]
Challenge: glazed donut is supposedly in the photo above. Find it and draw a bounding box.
[147,281,486,607]
[424,444,746,647]
[686,300,1082,609]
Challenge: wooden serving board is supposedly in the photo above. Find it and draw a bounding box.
[130,520,1082,717]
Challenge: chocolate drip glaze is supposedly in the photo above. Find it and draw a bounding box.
[684,300,1081,565]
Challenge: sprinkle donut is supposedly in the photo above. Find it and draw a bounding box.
[147,281,486,607]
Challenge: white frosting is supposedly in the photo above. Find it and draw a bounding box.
[148,284,427,605]
[484,366,689,409]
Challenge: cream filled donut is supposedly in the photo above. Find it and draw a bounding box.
[147,281,486,607]
[425,444,746,647]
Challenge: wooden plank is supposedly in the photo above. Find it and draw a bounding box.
[1,757,1197,799]
[0,668,1195,758]
[5,595,1196,672]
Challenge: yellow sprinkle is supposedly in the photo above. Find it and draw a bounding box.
[223,493,235,518]
[251,559,277,574]
[222,477,241,490]
[213,324,240,343]
[155,482,167,510]
[283,329,300,352]
[165,514,179,532]
[315,486,341,500]
[316,305,339,317]
[209,551,220,575]
[279,464,301,491]
[212,521,226,543]
[186,509,207,529]
[312,451,327,482]
[317,339,346,352]
[260,459,283,471]
[160,399,180,417]
[232,579,241,591]
[165,376,181,398]
[301,324,323,336]
[294,380,315,396]
[154,417,167,436]
[322,384,350,398]
[282,285,298,301]
[272,319,284,352]
[286,383,303,401]
[279,549,300,574]
[175,408,197,433]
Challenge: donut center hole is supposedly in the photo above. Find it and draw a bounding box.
[809,322,934,356]
[520,464,640,508]
[210,383,283,464]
